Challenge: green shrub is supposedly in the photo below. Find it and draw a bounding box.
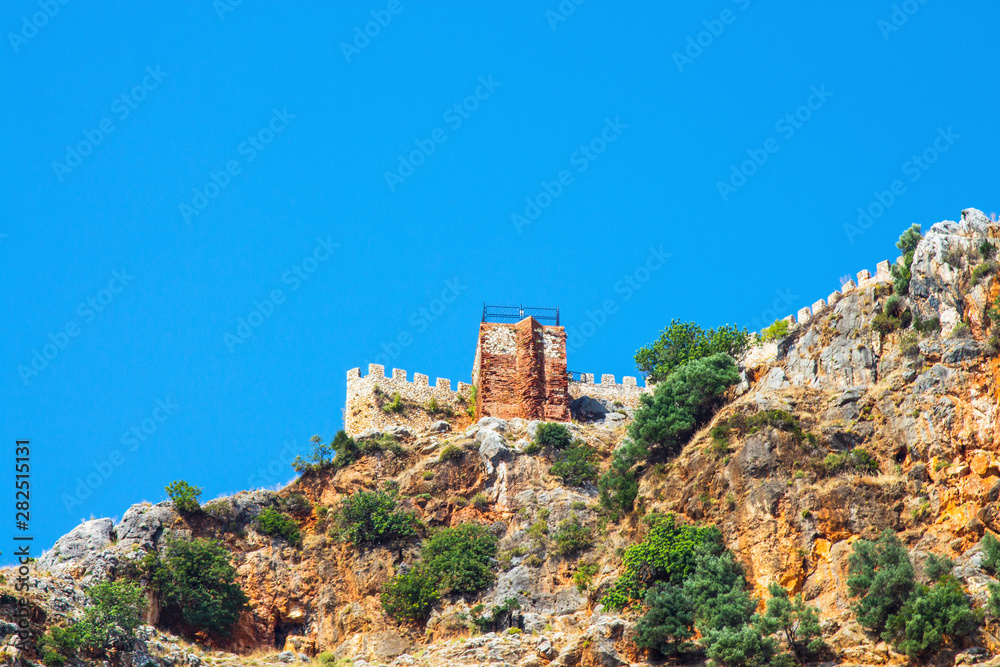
[602,514,723,610]
[847,529,915,634]
[574,562,599,592]
[450,495,468,507]
[949,321,971,339]
[635,320,751,382]
[146,537,248,637]
[823,448,879,475]
[891,224,923,295]
[980,239,997,260]
[988,582,1000,618]
[470,597,521,633]
[598,439,646,516]
[981,532,1000,575]
[534,422,572,450]
[549,444,598,487]
[900,332,921,357]
[332,489,418,547]
[360,434,405,456]
[883,577,980,660]
[759,319,789,343]
[39,625,81,666]
[41,580,146,662]
[912,314,941,333]
[522,440,541,455]
[760,583,825,663]
[972,261,995,286]
[292,431,358,473]
[884,295,904,318]
[165,480,202,514]
[382,391,405,413]
[629,353,740,456]
[471,492,490,510]
[439,444,463,462]
[423,523,498,594]
[551,515,593,557]
[465,385,477,417]
[256,507,302,546]
[923,554,954,582]
[381,564,440,623]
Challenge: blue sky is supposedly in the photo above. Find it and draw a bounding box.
[2,2,998,559]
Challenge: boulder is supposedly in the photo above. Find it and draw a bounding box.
[38,518,114,571]
[477,430,511,475]
[428,420,451,433]
[569,396,607,422]
[356,429,381,440]
[387,425,412,438]
[115,502,180,550]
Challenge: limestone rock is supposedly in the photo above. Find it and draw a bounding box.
[38,518,114,572]
[569,396,607,422]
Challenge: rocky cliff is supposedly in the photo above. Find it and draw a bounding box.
[6,207,1000,667]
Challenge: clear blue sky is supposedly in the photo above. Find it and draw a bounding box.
[2,2,998,559]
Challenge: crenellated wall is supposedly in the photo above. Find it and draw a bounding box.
[344,364,473,436]
[567,373,652,409]
[742,260,893,367]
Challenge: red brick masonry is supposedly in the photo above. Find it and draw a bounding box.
[474,317,570,422]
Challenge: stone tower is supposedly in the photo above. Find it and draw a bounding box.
[471,316,570,422]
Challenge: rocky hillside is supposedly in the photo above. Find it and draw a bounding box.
[6,207,1000,667]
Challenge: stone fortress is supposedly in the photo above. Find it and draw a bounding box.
[345,260,894,436]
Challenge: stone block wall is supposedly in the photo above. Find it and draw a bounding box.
[567,373,651,409]
[344,364,472,436]
[473,318,570,421]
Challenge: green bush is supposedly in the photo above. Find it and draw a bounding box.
[332,489,418,547]
[972,262,995,286]
[760,583,825,663]
[522,440,541,455]
[380,564,440,623]
[382,391,405,413]
[602,514,724,610]
[847,529,915,634]
[471,492,489,510]
[949,321,971,339]
[256,507,302,546]
[360,434,405,456]
[923,554,954,582]
[981,532,1000,575]
[551,515,593,557]
[823,448,879,475]
[635,320,751,383]
[980,239,997,260]
[40,580,146,663]
[292,431,358,473]
[891,224,923,295]
[534,422,572,450]
[439,444,463,462]
[165,480,202,514]
[549,444,598,487]
[574,562,599,592]
[597,439,645,516]
[988,582,1000,618]
[146,537,248,637]
[884,295,904,318]
[759,319,790,343]
[883,577,980,660]
[629,353,740,457]
[423,523,498,594]
[470,597,521,633]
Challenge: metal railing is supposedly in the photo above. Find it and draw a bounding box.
[482,304,559,325]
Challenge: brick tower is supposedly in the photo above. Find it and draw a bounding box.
[472,312,570,422]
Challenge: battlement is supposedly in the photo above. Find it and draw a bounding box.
[344,364,473,435]
[779,260,891,327]
[568,372,651,409]
[743,260,893,367]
